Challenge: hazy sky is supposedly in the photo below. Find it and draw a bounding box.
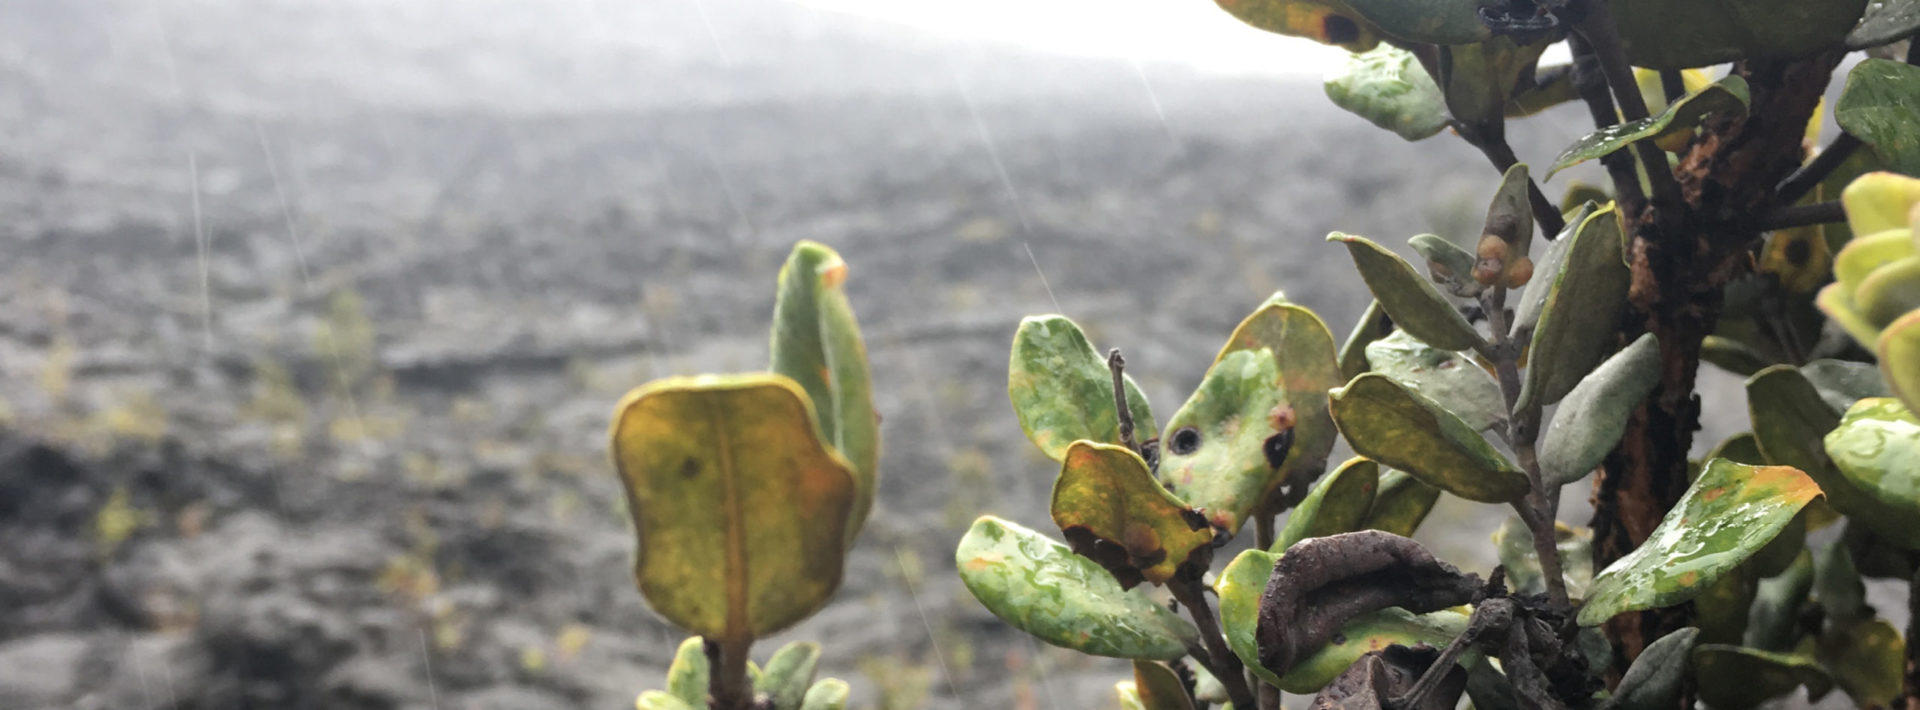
[791,0,1352,75]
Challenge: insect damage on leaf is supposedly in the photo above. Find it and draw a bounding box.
[1255,531,1482,678]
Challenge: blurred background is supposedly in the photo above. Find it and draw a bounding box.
[0,1,1756,708]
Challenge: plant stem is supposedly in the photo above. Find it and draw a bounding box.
[1566,34,1648,222]
[1463,124,1568,237]
[1108,348,1141,456]
[1775,133,1861,205]
[1170,578,1257,709]
[1569,0,1684,212]
[1659,69,1687,105]
[1255,512,1276,552]
[1755,200,1846,231]
[707,636,755,710]
[1480,273,1571,611]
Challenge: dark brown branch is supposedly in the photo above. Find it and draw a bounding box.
[1754,200,1845,231]
[1469,131,1569,237]
[1567,34,1648,223]
[1775,133,1862,205]
[1170,578,1257,709]
[1659,69,1687,105]
[1107,348,1140,455]
[1568,0,1685,212]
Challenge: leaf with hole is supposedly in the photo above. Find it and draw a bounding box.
[1052,441,1215,587]
[1837,59,1920,176]
[1324,44,1447,142]
[1157,348,1295,535]
[1518,204,1630,410]
[1274,457,1380,553]
[954,516,1199,660]
[1008,315,1157,463]
[1364,330,1505,432]
[1212,293,1345,509]
[769,241,878,547]
[1212,0,1382,51]
[1539,333,1660,488]
[1548,77,1750,179]
[1330,373,1529,503]
[610,374,857,640]
[1329,233,1483,352]
[1577,459,1823,626]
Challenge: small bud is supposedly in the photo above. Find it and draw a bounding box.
[1505,256,1534,288]
[1476,234,1508,260]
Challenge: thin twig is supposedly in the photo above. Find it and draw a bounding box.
[1659,69,1686,105]
[1567,34,1649,221]
[1469,130,1569,237]
[1108,348,1140,456]
[1775,133,1861,205]
[1569,0,1685,211]
[1755,200,1846,231]
[1170,578,1257,709]
[1480,262,1572,610]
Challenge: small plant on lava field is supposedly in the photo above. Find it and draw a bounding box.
[953,1,1920,707]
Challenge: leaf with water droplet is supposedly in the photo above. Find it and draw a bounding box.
[1053,441,1216,587]
[1823,397,1920,550]
[1156,348,1293,535]
[1747,365,1899,538]
[611,374,857,640]
[1361,469,1441,537]
[1324,45,1448,142]
[1836,59,1920,176]
[954,516,1199,660]
[1548,77,1750,177]
[1690,645,1833,708]
[1540,334,1660,488]
[1330,374,1529,503]
[1329,233,1484,353]
[1211,293,1344,511]
[1008,315,1158,462]
[1492,516,1593,600]
[1518,204,1631,410]
[1274,457,1380,554]
[1364,330,1506,432]
[770,241,878,547]
[1578,459,1823,626]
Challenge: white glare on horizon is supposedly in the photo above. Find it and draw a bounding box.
[793,0,1350,75]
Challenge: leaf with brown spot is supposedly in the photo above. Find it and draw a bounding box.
[1053,441,1215,587]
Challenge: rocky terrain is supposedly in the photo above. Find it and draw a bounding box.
[0,1,1789,708]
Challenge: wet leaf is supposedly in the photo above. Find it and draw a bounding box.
[667,637,709,707]
[611,374,857,640]
[1212,293,1345,507]
[1329,233,1483,353]
[1746,550,1813,652]
[1611,0,1869,69]
[1881,311,1920,411]
[1274,457,1381,554]
[1548,77,1749,178]
[1339,300,1395,381]
[1847,0,1920,48]
[1539,333,1661,487]
[1212,0,1382,51]
[954,516,1199,660]
[1813,618,1906,707]
[1752,368,1920,547]
[1361,469,1441,537]
[799,678,849,710]
[1801,359,1892,412]
[1492,516,1594,600]
[1314,645,1467,710]
[1517,204,1630,410]
[769,241,878,546]
[1256,531,1482,679]
[1330,374,1529,504]
[756,641,820,710]
[1156,349,1292,535]
[1008,315,1157,462]
[1324,45,1448,142]
[1577,459,1824,626]
[1364,330,1505,432]
[638,690,699,710]
[1836,59,1920,175]
[1053,441,1216,587]
[1132,661,1196,710]
[1409,233,1485,298]
[1824,397,1920,550]
[1601,627,1698,710]
[1690,645,1832,709]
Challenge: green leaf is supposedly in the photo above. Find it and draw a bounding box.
[1274,457,1381,553]
[1217,548,1284,686]
[1008,315,1157,462]
[1131,661,1196,710]
[1746,550,1814,652]
[1578,459,1824,626]
[1824,397,1920,550]
[639,690,699,710]
[1361,469,1441,537]
[1492,516,1594,600]
[756,641,821,710]
[1539,333,1661,487]
[1115,682,1147,710]
[1438,39,1550,128]
[1611,0,1869,69]
[1329,233,1484,352]
[1330,373,1529,504]
[1699,334,1773,377]
[769,241,878,546]
[1548,77,1750,179]
[1324,44,1447,141]
[1518,204,1631,410]
[1847,0,1920,48]
[667,637,710,707]
[799,678,850,710]
[1156,349,1293,534]
[1213,0,1382,51]
[1409,233,1486,298]
[1812,618,1907,707]
[1881,311,1920,412]
[1705,432,1766,466]
[1512,202,1597,336]
[1836,59,1920,176]
[1750,367,1920,547]
[1212,293,1345,505]
[1363,330,1505,432]
[1693,564,1757,645]
[1338,300,1394,381]
[1601,627,1698,710]
[1801,359,1892,412]
[1053,441,1216,587]
[1691,645,1833,709]
[611,374,857,640]
[954,516,1199,660]
[1814,539,1870,626]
